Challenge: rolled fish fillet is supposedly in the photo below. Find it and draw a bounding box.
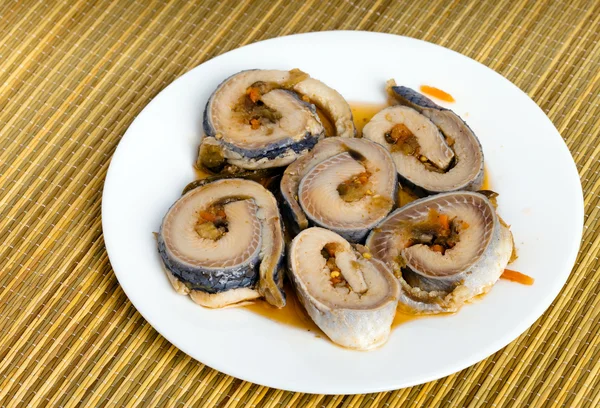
[157,179,286,308]
[200,69,356,171]
[280,138,397,242]
[288,227,400,350]
[366,191,513,314]
[363,81,483,193]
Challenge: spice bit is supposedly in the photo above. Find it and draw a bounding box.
[419,155,428,162]
[250,118,261,129]
[301,95,310,103]
[363,252,372,259]
[366,190,373,196]
[215,133,223,140]
[330,271,341,278]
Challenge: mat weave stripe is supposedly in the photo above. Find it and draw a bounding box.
[0,0,598,406]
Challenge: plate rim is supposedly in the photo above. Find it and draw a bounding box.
[101,30,584,394]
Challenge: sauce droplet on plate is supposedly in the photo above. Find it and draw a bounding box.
[350,102,388,137]
[244,282,323,334]
[501,269,534,285]
[419,85,455,103]
[481,166,491,190]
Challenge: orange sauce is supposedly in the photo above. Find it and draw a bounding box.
[481,166,491,190]
[244,282,324,334]
[419,85,455,103]
[316,107,336,136]
[246,284,432,333]
[193,163,212,180]
[397,187,420,207]
[501,269,534,285]
[391,309,424,329]
[350,102,388,137]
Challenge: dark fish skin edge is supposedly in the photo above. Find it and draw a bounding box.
[157,232,258,293]
[279,194,304,236]
[271,246,287,303]
[220,132,320,160]
[391,86,446,111]
[391,85,481,143]
[391,85,484,192]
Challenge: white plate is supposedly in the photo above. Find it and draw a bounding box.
[102,31,583,394]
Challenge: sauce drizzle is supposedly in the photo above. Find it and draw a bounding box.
[481,166,491,190]
[419,85,455,102]
[245,283,430,333]
[244,283,324,334]
[501,269,534,285]
[350,102,387,137]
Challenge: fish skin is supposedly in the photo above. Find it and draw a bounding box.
[391,85,446,111]
[157,234,259,293]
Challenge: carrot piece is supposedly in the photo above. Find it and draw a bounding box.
[438,214,449,230]
[199,211,217,222]
[250,118,261,129]
[431,244,445,254]
[419,85,455,103]
[247,87,261,103]
[324,243,338,257]
[501,269,534,285]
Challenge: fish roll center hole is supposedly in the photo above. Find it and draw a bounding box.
[336,171,373,202]
[194,204,229,240]
[403,209,469,255]
[321,243,349,288]
[232,81,283,131]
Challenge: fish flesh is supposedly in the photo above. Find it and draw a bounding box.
[158,179,286,308]
[281,138,397,241]
[288,227,400,350]
[366,191,513,313]
[363,81,483,193]
[293,77,356,137]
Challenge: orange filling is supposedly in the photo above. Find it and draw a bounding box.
[404,209,468,255]
[195,205,228,240]
[337,171,372,202]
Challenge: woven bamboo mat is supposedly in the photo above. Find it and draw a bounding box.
[1,0,599,406]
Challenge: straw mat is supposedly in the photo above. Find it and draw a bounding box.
[1,1,599,406]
